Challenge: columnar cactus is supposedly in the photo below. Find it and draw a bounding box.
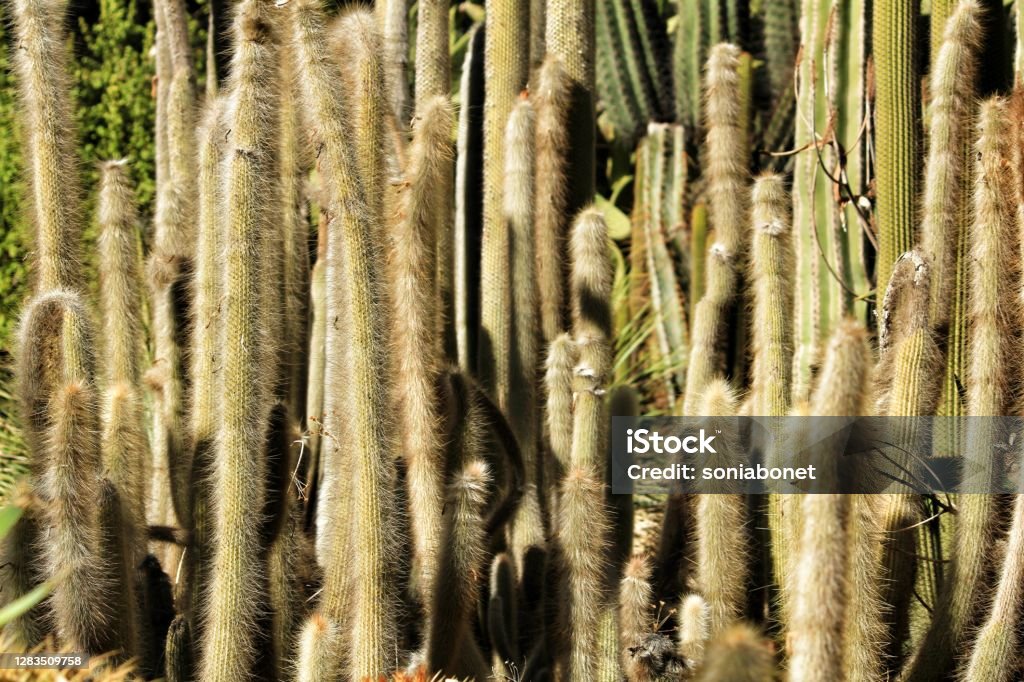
[10,0,82,293]
[873,0,922,291]
[199,2,280,679]
[292,0,401,676]
[391,95,453,609]
[682,43,747,417]
[479,0,529,406]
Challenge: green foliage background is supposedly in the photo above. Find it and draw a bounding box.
[0,0,207,485]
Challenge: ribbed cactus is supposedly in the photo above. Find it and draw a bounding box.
[546,0,597,219]
[479,0,529,405]
[184,98,226,628]
[10,0,82,293]
[199,3,280,679]
[873,0,922,291]
[292,0,401,676]
[377,0,410,126]
[632,125,689,405]
[748,174,793,417]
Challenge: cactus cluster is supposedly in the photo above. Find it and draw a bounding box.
[5,0,1024,680]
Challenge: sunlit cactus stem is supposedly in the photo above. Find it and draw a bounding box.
[545,0,596,220]
[682,43,748,416]
[291,0,402,676]
[479,0,529,405]
[97,160,148,572]
[10,0,83,292]
[873,0,922,290]
[534,56,572,343]
[391,95,454,610]
[906,90,1019,682]
[199,3,280,679]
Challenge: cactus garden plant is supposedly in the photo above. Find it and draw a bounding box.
[3,0,1024,680]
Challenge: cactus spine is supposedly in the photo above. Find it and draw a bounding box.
[44,380,115,653]
[749,174,793,417]
[546,333,578,472]
[960,496,1024,681]
[677,593,710,667]
[919,0,981,396]
[560,468,613,682]
[789,321,871,680]
[694,380,747,636]
[199,3,280,679]
[21,293,114,654]
[414,0,450,108]
[97,161,148,562]
[296,614,342,682]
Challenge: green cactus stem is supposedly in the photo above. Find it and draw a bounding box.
[873,0,922,291]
